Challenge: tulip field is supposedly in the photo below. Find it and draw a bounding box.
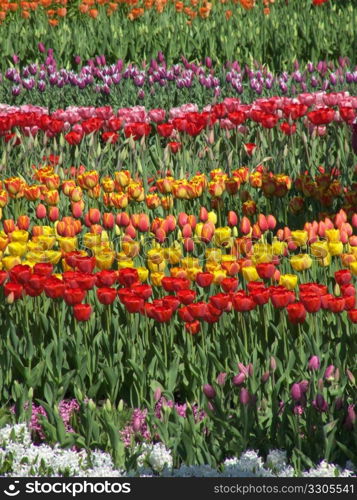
[0,0,356,478]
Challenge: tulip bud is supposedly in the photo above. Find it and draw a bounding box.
[203,384,216,399]
[240,216,251,235]
[216,372,227,387]
[17,215,30,230]
[178,212,189,228]
[88,208,101,224]
[232,373,246,386]
[352,213,357,229]
[154,387,162,402]
[48,206,59,222]
[261,372,270,383]
[183,238,194,252]
[308,355,320,371]
[258,214,268,232]
[199,207,208,222]
[291,383,302,401]
[36,204,47,219]
[346,369,355,385]
[324,364,335,381]
[227,211,238,227]
[270,356,277,372]
[266,214,277,230]
[239,388,250,405]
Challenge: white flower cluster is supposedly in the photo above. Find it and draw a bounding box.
[136,443,173,473]
[0,424,355,478]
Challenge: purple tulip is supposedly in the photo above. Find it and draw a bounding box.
[299,380,309,393]
[232,373,246,386]
[308,355,320,371]
[38,42,46,53]
[216,372,227,387]
[261,372,270,384]
[240,388,250,405]
[203,384,216,399]
[291,383,302,402]
[12,54,20,64]
[324,365,335,381]
[312,394,328,412]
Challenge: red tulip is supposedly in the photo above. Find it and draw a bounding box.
[188,302,209,319]
[348,309,357,323]
[153,306,173,323]
[63,287,86,306]
[196,272,214,288]
[131,283,153,300]
[256,262,276,280]
[75,256,96,274]
[118,268,139,287]
[334,270,352,286]
[232,292,256,312]
[221,277,239,293]
[95,270,118,287]
[178,306,195,323]
[176,289,196,305]
[307,108,335,125]
[0,270,8,286]
[44,277,65,299]
[328,297,345,313]
[97,287,117,305]
[162,295,180,311]
[185,321,200,335]
[34,263,53,277]
[123,295,144,313]
[9,265,32,284]
[4,282,23,300]
[75,273,96,291]
[300,293,321,313]
[73,303,92,321]
[271,290,291,309]
[286,302,307,324]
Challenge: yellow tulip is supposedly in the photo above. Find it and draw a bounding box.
[328,242,343,256]
[205,248,222,263]
[279,274,298,290]
[117,259,134,269]
[83,233,101,249]
[11,230,29,243]
[214,227,232,247]
[35,235,56,250]
[325,229,340,243]
[213,268,227,284]
[1,256,21,270]
[137,267,149,282]
[122,240,140,258]
[350,261,357,276]
[291,230,308,247]
[8,242,27,257]
[147,260,166,272]
[163,246,182,265]
[318,252,331,267]
[272,239,287,256]
[242,266,260,282]
[96,250,115,270]
[43,251,62,265]
[207,211,217,225]
[290,254,312,271]
[311,241,329,259]
[58,237,77,253]
[150,272,165,286]
[181,257,200,269]
[147,248,164,265]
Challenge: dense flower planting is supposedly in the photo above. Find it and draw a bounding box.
[0,0,356,479]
